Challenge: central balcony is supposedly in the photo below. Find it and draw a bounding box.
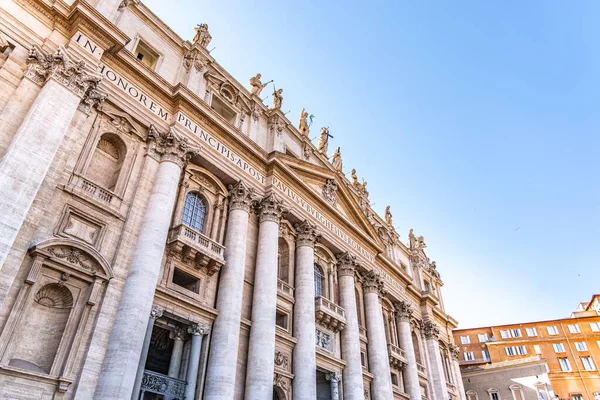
[314,296,346,333]
[387,343,407,369]
[167,224,225,275]
[140,370,186,400]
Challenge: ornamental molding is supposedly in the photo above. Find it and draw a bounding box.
[227,180,254,212]
[147,125,200,167]
[183,48,205,72]
[336,251,358,278]
[326,372,341,382]
[169,326,187,341]
[322,178,338,206]
[273,373,291,396]
[422,320,441,339]
[448,343,460,360]
[274,351,289,371]
[394,300,413,321]
[295,220,321,248]
[363,270,386,297]
[118,0,140,10]
[256,193,287,223]
[188,323,210,336]
[150,305,163,320]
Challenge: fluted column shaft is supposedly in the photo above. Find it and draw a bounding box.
[363,272,393,400]
[204,181,254,400]
[185,324,209,400]
[292,221,321,400]
[423,321,449,400]
[95,128,198,400]
[336,252,364,400]
[131,306,163,400]
[244,194,287,399]
[394,301,421,400]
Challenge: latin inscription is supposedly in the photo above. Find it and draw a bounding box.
[72,32,103,59]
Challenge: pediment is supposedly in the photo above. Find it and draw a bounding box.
[102,108,145,139]
[204,69,252,114]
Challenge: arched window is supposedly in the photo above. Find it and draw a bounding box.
[314,264,325,297]
[412,331,422,364]
[86,133,126,191]
[182,192,207,232]
[278,239,290,284]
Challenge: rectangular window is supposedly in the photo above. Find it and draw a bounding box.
[461,335,471,344]
[553,343,566,353]
[581,356,595,371]
[590,323,600,332]
[506,347,516,356]
[172,268,200,294]
[526,327,538,337]
[547,326,559,335]
[491,393,500,400]
[276,311,289,330]
[210,95,237,125]
[572,395,583,400]
[559,358,572,372]
[500,330,511,339]
[391,373,399,386]
[568,324,581,334]
[512,329,522,338]
[478,333,489,342]
[483,350,490,361]
[534,345,542,354]
[464,352,474,361]
[516,346,527,355]
[134,40,159,68]
[575,342,587,351]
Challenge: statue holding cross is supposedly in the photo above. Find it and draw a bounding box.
[317,127,333,155]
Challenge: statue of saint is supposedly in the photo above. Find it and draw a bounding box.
[193,24,212,48]
[299,108,309,137]
[350,168,359,188]
[272,88,283,109]
[317,127,332,155]
[408,228,416,248]
[249,73,268,96]
[332,147,343,172]
[385,206,393,226]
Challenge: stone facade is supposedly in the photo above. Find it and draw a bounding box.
[0,1,463,399]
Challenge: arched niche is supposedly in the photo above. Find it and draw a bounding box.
[0,239,112,393]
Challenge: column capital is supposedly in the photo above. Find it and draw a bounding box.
[394,300,413,321]
[295,220,321,248]
[256,193,287,223]
[325,372,342,382]
[25,45,102,99]
[169,326,187,341]
[336,251,358,278]
[147,125,200,167]
[227,180,255,212]
[188,323,210,336]
[363,270,386,298]
[150,305,163,320]
[421,320,441,339]
[448,343,460,360]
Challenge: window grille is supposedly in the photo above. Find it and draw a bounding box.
[182,192,207,232]
[314,264,324,297]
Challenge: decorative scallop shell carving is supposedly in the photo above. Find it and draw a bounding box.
[34,283,73,309]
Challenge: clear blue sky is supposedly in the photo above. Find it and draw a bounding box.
[144,0,600,328]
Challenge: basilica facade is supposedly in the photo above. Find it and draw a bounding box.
[0,1,465,399]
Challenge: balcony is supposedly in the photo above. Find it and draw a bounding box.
[315,296,346,333]
[64,174,123,212]
[387,343,407,369]
[417,362,427,378]
[167,224,225,275]
[277,279,294,298]
[140,370,186,400]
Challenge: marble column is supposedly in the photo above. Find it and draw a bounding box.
[395,301,421,400]
[326,372,342,400]
[363,271,393,400]
[204,181,254,400]
[336,252,365,400]
[94,127,198,400]
[449,344,467,400]
[185,323,210,400]
[244,194,287,399]
[292,220,321,400]
[422,321,449,400]
[130,306,163,400]
[0,45,104,272]
[168,327,186,378]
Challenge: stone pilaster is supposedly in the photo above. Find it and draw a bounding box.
[422,320,449,400]
[0,46,104,273]
[449,343,466,400]
[204,181,254,400]
[94,128,198,400]
[363,271,393,400]
[292,220,321,400]
[326,372,342,400]
[394,301,421,400]
[185,323,210,400]
[336,252,365,400]
[245,193,287,398]
[168,327,187,378]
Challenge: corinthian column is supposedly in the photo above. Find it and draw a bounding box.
[394,301,421,400]
[94,127,198,400]
[244,194,287,399]
[423,321,449,400]
[0,45,105,271]
[336,252,364,400]
[363,271,393,400]
[204,181,254,400]
[292,220,321,400]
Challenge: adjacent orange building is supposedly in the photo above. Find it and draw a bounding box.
[453,294,600,400]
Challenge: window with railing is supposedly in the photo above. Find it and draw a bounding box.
[182,192,207,232]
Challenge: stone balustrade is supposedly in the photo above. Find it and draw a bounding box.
[167,224,225,275]
[314,296,346,333]
[140,370,186,400]
[416,362,427,377]
[65,174,123,211]
[387,343,407,369]
[277,279,294,297]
